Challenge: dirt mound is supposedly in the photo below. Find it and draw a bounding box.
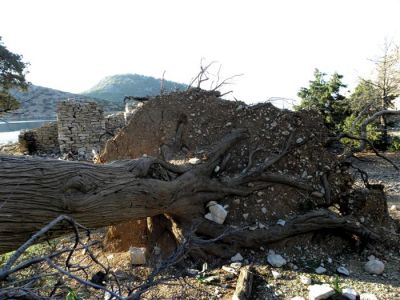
[99,88,365,253]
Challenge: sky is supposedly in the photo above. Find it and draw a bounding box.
[0,0,399,107]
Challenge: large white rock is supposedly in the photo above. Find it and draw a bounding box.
[267,254,287,267]
[308,284,335,300]
[204,201,228,224]
[342,287,359,300]
[129,247,146,265]
[364,259,385,275]
[360,293,379,300]
[291,297,306,300]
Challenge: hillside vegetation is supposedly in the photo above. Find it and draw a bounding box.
[4,85,121,121]
[82,73,187,103]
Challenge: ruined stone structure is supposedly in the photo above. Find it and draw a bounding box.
[18,122,59,154]
[57,101,106,157]
[19,100,128,158]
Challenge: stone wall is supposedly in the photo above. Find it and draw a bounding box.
[18,101,129,158]
[57,101,106,158]
[19,122,59,154]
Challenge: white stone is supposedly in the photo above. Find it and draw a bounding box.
[267,254,287,267]
[222,266,237,274]
[258,222,266,229]
[390,204,398,211]
[277,219,286,226]
[231,253,243,262]
[187,268,199,275]
[337,266,350,276]
[261,207,267,214]
[364,259,385,275]
[188,157,201,165]
[300,275,312,285]
[243,213,249,220]
[249,225,258,231]
[291,297,305,300]
[296,137,304,144]
[129,247,146,265]
[233,198,241,204]
[315,266,327,274]
[271,270,282,279]
[360,293,379,300]
[230,262,242,269]
[327,257,333,264]
[342,287,359,300]
[214,165,220,173]
[205,201,228,224]
[308,284,335,300]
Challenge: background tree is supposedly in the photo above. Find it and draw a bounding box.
[0,36,29,115]
[364,40,400,149]
[295,69,350,129]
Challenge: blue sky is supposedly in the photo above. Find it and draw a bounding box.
[1,0,399,106]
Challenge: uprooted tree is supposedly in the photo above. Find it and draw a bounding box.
[1,88,399,260]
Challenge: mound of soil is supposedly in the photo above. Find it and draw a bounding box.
[99,88,392,255]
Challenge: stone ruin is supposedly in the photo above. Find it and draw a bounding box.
[19,100,133,159]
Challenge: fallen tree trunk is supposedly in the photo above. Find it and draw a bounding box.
[0,130,248,253]
[0,128,391,255]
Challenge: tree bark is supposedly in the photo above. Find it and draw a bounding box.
[0,129,392,255]
[0,130,248,254]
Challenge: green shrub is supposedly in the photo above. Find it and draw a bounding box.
[339,114,382,148]
[389,136,400,151]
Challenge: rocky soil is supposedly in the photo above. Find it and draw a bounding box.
[1,156,399,299]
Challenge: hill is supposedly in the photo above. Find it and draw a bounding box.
[4,85,121,121]
[82,74,187,103]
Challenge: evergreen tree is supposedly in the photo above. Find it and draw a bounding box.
[0,36,29,114]
[295,69,349,128]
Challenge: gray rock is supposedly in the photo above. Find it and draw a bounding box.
[337,266,350,276]
[364,259,385,275]
[315,266,327,274]
[308,284,335,300]
[342,287,359,300]
[230,253,243,262]
[276,219,286,226]
[267,254,287,267]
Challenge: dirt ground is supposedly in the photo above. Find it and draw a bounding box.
[69,153,400,300]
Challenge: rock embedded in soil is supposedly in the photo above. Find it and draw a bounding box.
[342,287,359,300]
[364,259,385,275]
[231,253,244,262]
[267,254,287,267]
[360,293,379,300]
[315,266,327,274]
[308,284,335,300]
[337,266,350,276]
[300,275,312,285]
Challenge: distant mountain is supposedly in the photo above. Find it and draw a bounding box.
[82,74,187,103]
[4,85,121,121]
